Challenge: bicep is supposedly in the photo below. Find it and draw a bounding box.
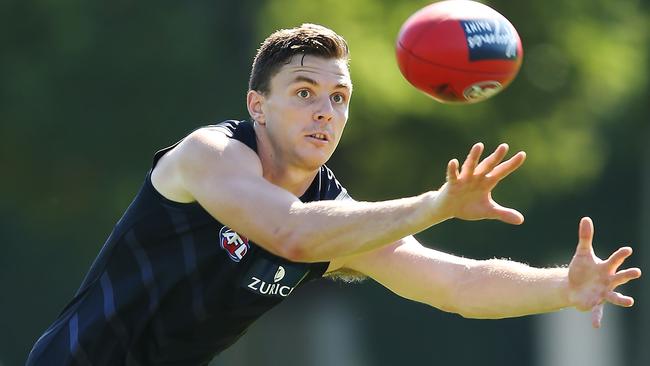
[175,129,302,256]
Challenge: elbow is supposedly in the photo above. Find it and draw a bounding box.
[273,234,306,262]
[421,287,467,318]
[276,238,321,263]
[434,286,491,319]
[437,300,483,319]
[457,310,504,320]
[449,301,502,320]
[279,245,310,263]
[263,203,322,263]
[455,309,483,319]
[268,227,318,263]
[433,298,470,319]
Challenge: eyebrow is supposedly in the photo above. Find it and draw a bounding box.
[289,75,352,91]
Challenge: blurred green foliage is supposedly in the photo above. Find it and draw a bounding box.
[1,0,648,365]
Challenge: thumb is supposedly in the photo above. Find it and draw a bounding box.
[576,217,595,256]
[492,204,524,225]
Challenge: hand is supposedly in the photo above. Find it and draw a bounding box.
[438,142,526,224]
[568,217,642,328]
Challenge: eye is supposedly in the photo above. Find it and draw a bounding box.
[297,89,311,99]
[331,93,346,104]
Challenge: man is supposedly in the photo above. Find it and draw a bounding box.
[27,24,641,365]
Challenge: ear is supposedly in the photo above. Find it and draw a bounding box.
[247,90,266,125]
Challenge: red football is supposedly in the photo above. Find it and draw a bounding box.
[396,0,523,104]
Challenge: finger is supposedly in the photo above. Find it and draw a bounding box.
[475,143,509,175]
[576,217,594,256]
[486,151,526,182]
[447,159,460,183]
[606,291,635,307]
[460,143,484,178]
[591,303,603,329]
[610,267,642,287]
[490,203,525,225]
[606,247,633,270]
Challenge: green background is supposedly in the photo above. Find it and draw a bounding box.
[2,0,648,365]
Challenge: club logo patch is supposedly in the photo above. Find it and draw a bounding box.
[460,19,519,61]
[219,226,250,262]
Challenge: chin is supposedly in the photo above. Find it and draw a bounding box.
[301,159,327,171]
[297,152,330,171]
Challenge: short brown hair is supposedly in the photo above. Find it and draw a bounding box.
[248,24,350,95]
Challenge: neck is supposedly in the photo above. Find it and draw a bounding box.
[254,123,319,197]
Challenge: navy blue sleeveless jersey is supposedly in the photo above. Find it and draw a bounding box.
[27,120,351,366]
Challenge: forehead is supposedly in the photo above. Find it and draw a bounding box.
[272,55,352,90]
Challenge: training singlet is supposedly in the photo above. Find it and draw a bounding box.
[27,120,351,366]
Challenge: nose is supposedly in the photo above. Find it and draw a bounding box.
[313,97,334,122]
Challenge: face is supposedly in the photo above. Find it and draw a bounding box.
[249,55,352,171]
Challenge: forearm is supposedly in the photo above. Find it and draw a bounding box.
[354,241,572,320]
[349,219,641,327]
[445,259,570,319]
[282,191,451,262]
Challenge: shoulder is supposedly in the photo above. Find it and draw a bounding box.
[151,124,262,203]
[177,125,261,172]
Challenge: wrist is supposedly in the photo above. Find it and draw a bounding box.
[556,267,572,309]
[422,190,454,224]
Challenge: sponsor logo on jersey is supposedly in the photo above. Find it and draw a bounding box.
[460,19,518,61]
[247,274,295,297]
[219,226,250,262]
[243,259,309,298]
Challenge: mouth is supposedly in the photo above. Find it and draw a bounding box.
[306,132,330,142]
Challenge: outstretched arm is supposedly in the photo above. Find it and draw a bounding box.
[335,217,641,327]
[162,129,525,262]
